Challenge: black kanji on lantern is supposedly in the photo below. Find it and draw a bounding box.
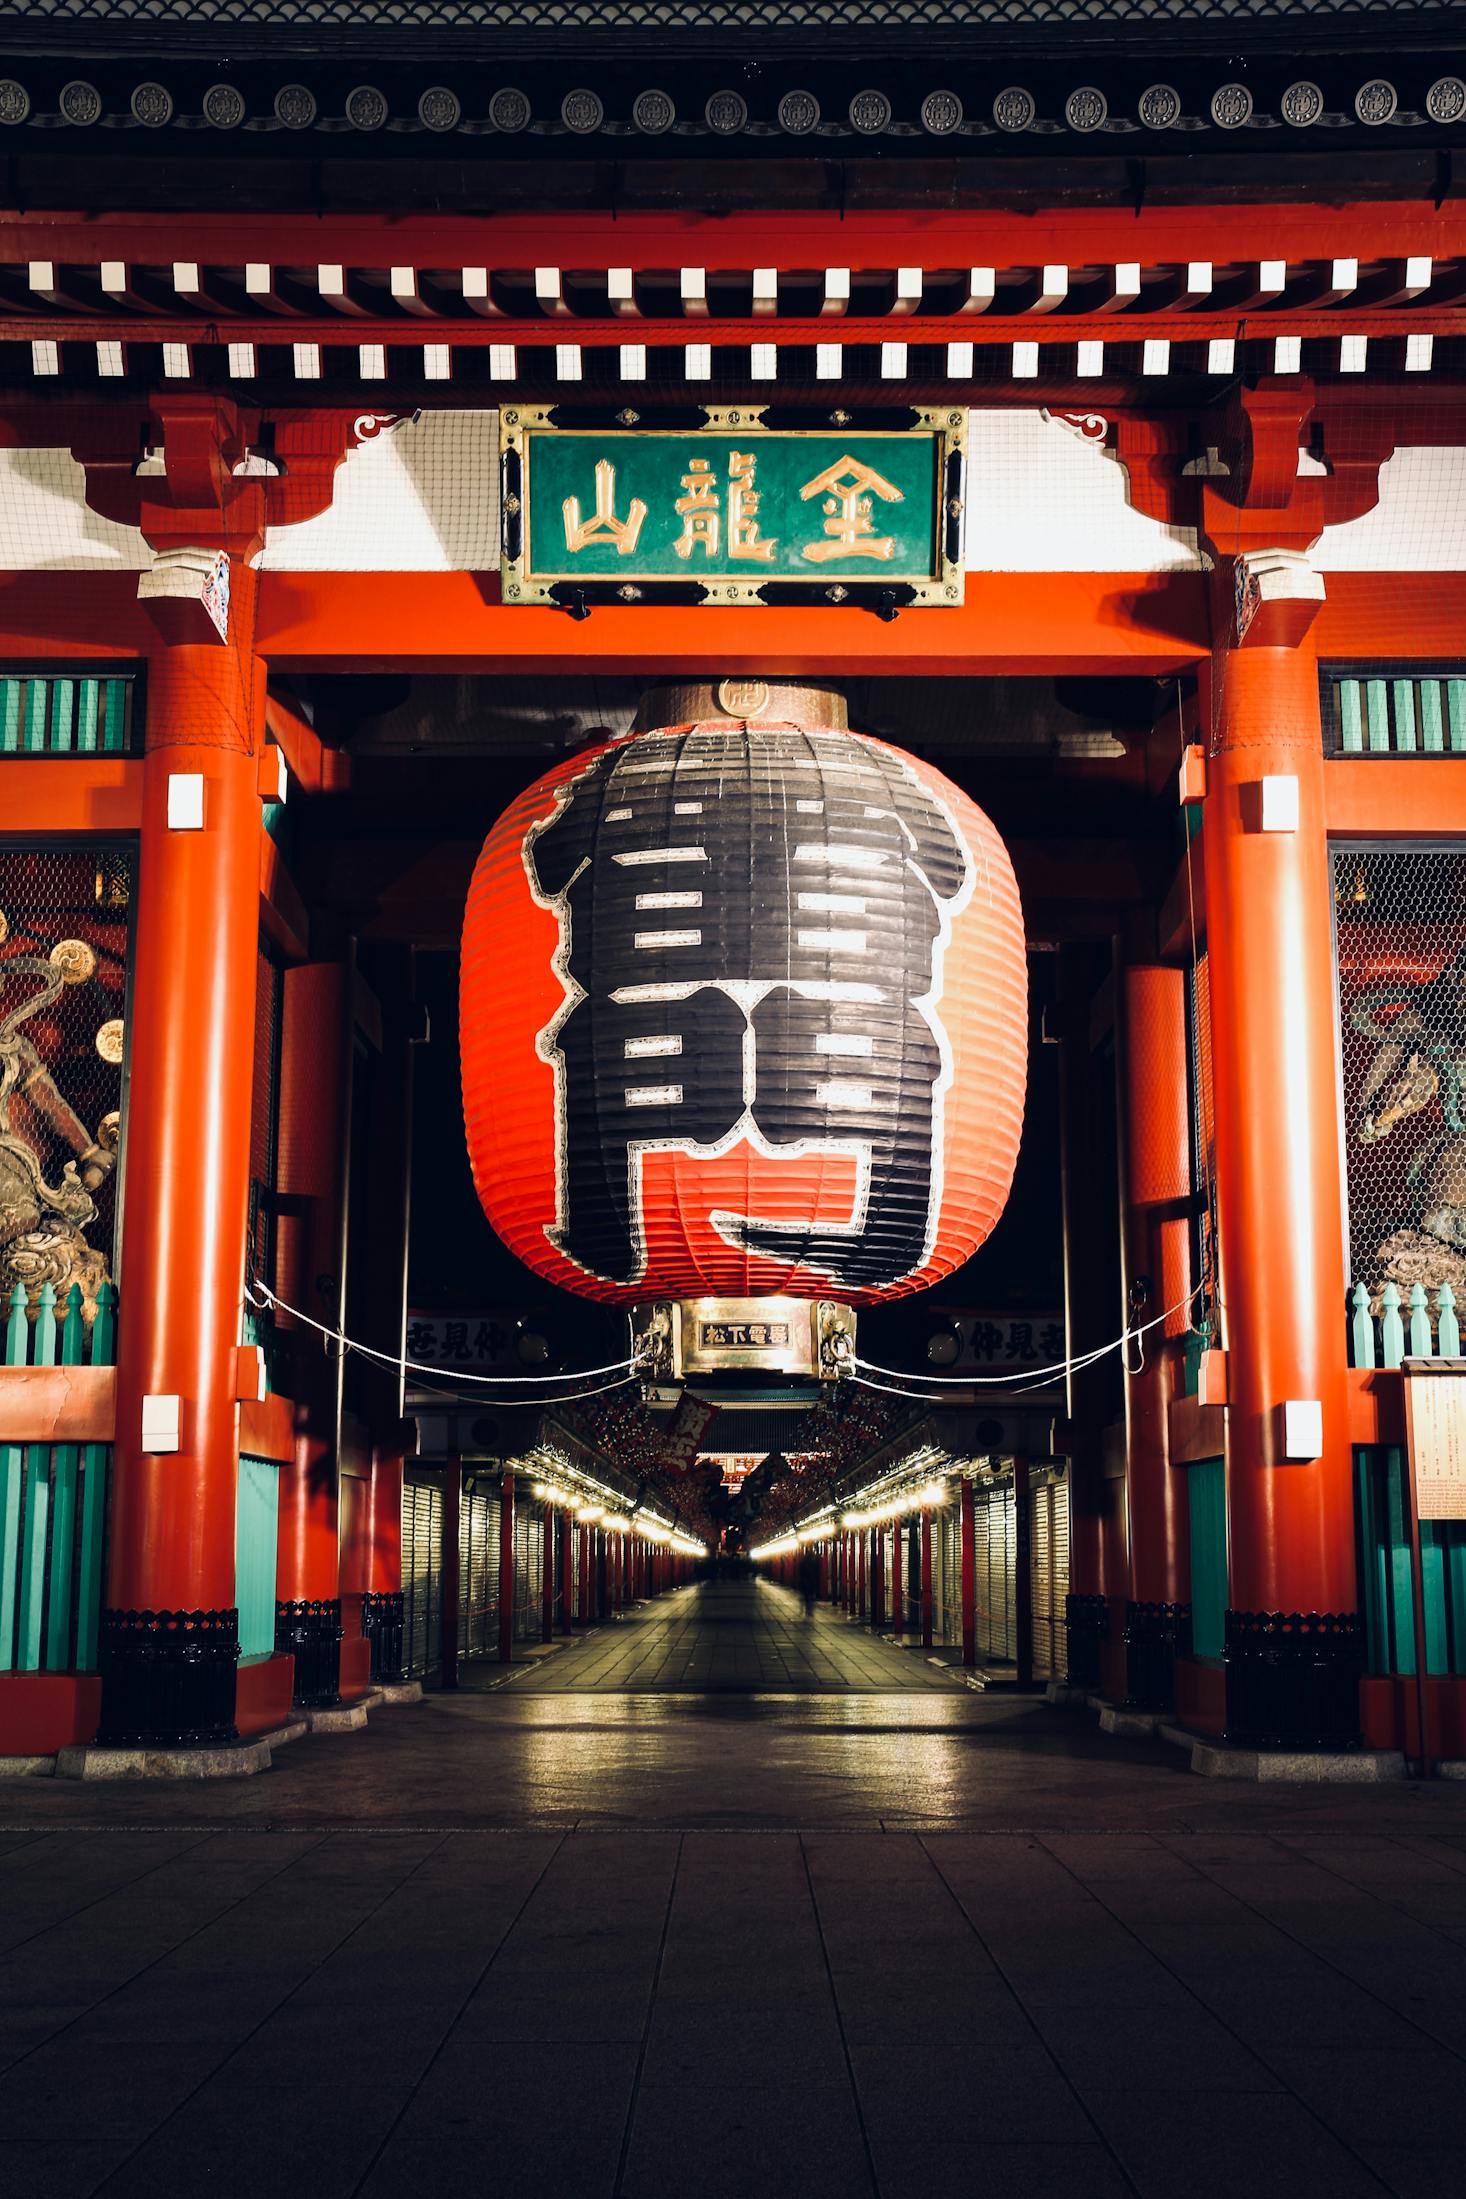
[525,723,974,1290]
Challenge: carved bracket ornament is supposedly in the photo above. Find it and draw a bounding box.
[1113,380,1397,565]
[71,398,358,561]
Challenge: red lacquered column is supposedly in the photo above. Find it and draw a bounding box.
[272,960,351,1708]
[1117,964,1194,1711]
[365,1440,405,1682]
[890,1517,904,1637]
[960,1477,977,1670]
[1205,624,1359,1748]
[921,1509,934,1649]
[101,616,264,1748]
[498,1467,515,1663]
[542,1500,555,1642]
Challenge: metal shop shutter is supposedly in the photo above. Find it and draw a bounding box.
[402,1478,442,1680]
[460,1484,500,1660]
[514,1503,544,1640]
[1029,1471,1070,1681]
[937,1504,963,1647]
[972,1483,1017,1665]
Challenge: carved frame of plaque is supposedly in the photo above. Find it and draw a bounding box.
[630,1297,856,1382]
[499,404,966,612]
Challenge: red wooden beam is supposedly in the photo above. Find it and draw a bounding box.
[0,756,144,832]
[4,202,1466,269]
[0,1366,115,1445]
[256,568,1208,675]
[1325,755,1466,838]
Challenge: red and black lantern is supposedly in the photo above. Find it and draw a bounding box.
[461,683,1027,1306]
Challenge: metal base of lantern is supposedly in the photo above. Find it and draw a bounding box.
[632,1297,856,1385]
[97,1607,240,1749]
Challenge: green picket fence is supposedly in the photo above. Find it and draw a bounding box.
[1356,1445,1466,1677]
[1349,1280,1463,1369]
[0,1281,115,1674]
[1324,670,1466,756]
[0,672,134,755]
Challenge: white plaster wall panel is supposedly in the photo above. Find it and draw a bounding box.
[963,410,1207,573]
[0,446,149,570]
[1316,447,1466,571]
[260,410,502,570]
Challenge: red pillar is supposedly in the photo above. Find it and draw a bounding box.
[871,1527,886,1631]
[1117,964,1193,1710]
[891,1516,904,1637]
[921,1509,934,1649]
[578,1524,591,1626]
[960,1478,977,1670]
[101,617,264,1747]
[440,1456,461,1691]
[1057,944,1119,1692]
[272,959,352,1707]
[498,1467,515,1663]
[561,1506,574,1631]
[1205,626,1359,1747]
[857,1531,866,1619]
[542,1500,555,1643]
[365,1441,406,1682]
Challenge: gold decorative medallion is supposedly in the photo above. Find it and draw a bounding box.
[50,939,97,985]
[94,1019,124,1064]
[97,1111,121,1152]
[716,677,770,719]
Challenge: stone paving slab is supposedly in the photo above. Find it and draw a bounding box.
[1,1826,1462,2197]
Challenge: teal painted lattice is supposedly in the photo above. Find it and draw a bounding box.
[0,673,134,755]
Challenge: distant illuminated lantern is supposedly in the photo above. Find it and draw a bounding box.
[461,682,1027,1306]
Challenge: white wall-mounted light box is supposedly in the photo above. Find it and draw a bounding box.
[166,772,205,831]
[1259,775,1300,833]
[141,1393,182,1453]
[1282,1398,1323,1460]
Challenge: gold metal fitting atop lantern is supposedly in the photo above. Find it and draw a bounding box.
[632,679,849,735]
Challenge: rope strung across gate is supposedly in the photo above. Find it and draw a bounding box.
[244,1277,645,1402]
[849,1285,1205,1400]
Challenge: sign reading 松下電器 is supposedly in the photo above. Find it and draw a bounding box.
[499,406,965,607]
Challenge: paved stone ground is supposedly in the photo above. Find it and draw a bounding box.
[4,1580,1466,2195]
[503,1575,960,1691]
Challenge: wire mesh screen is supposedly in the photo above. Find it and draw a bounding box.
[1334,845,1466,1348]
[0,844,130,1319]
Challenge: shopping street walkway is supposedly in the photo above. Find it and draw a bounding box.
[502,1573,960,1692]
[4,1596,1466,2196]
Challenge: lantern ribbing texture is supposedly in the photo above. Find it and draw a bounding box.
[461,713,1026,1305]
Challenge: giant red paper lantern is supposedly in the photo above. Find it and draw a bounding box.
[461,691,1026,1305]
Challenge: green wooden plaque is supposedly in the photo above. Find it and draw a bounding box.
[499,405,965,606]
